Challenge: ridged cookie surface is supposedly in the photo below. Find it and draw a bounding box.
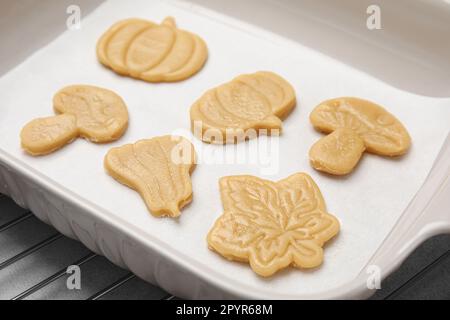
[97,17,207,82]
[104,135,196,218]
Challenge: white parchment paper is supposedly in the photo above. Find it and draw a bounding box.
[0,0,449,296]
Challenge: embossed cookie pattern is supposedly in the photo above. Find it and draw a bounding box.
[104,135,196,218]
[97,17,208,82]
[190,71,296,144]
[207,173,340,277]
[21,85,128,156]
[309,97,411,175]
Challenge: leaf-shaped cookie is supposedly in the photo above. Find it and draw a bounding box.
[207,173,339,277]
[97,17,208,82]
[104,135,196,218]
[20,85,128,156]
[190,71,296,144]
[310,97,411,156]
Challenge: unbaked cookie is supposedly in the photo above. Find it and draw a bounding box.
[309,97,411,175]
[309,128,365,175]
[190,71,296,144]
[97,17,208,82]
[207,172,340,277]
[104,135,196,218]
[20,85,128,156]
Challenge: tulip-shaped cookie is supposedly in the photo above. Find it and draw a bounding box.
[207,173,340,277]
[104,135,196,218]
[309,97,411,175]
[20,85,128,156]
[97,17,208,82]
[190,71,296,144]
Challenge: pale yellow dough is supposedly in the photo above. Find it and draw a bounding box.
[104,135,196,218]
[309,128,365,175]
[20,85,128,156]
[309,97,411,175]
[207,173,340,277]
[190,71,296,144]
[20,114,78,156]
[97,17,208,82]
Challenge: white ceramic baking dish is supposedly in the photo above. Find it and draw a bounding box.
[0,0,449,299]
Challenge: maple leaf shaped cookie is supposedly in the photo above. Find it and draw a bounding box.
[207,173,340,277]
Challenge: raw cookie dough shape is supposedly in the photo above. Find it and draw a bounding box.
[20,85,128,156]
[104,135,196,218]
[309,128,366,176]
[207,173,340,277]
[190,71,296,144]
[96,17,208,82]
[309,97,411,175]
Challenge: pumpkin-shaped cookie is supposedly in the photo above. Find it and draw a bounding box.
[190,71,296,144]
[97,17,208,82]
[20,85,128,156]
[309,97,411,175]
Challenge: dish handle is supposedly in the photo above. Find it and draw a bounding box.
[368,133,450,276]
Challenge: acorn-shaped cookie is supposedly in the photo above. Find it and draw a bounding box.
[97,17,208,82]
[104,135,196,218]
[190,71,296,144]
[309,97,411,175]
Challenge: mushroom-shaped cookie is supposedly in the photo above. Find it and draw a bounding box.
[309,97,411,175]
[104,135,196,218]
[190,71,296,144]
[20,85,128,156]
[97,17,208,82]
